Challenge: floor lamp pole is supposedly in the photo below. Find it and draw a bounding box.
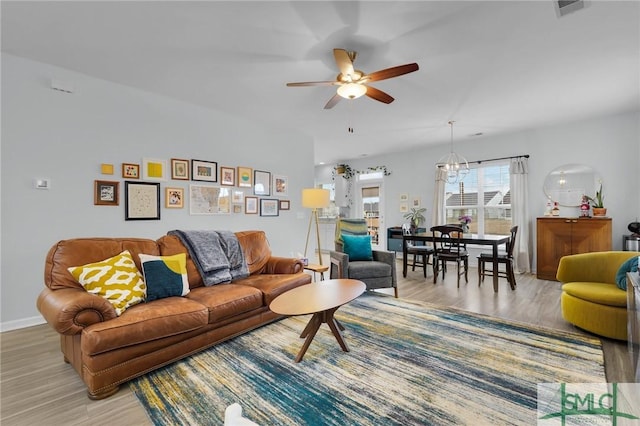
[314,209,323,266]
[303,208,323,266]
[303,209,314,261]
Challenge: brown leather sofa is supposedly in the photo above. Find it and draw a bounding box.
[37,230,311,399]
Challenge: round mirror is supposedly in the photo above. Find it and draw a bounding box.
[543,164,601,207]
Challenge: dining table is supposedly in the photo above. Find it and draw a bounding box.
[402,232,510,292]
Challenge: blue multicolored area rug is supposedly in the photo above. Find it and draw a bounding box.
[130,294,605,425]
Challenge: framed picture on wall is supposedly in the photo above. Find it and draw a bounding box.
[142,158,168,181]
[232,190,244,204]
[245,196,258,214]
[279,200,290,210]
[189,184,231,214]
[191,159,217,182]
[165,187,184,208]
[237,166,253,188]
[170,158,190,180]
[94,180,119,206]
[253,170,271,196]
[260,198,279,217]
[220,166,235,186]
[125,181,160,220]
[122,163,140,179]
[273,175,288,196]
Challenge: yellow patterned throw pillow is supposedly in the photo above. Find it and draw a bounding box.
[67,250,146,316]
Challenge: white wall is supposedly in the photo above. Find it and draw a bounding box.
[318,110,640,267]
[1,54,315,330]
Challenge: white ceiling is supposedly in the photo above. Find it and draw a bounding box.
[2,1,638,165]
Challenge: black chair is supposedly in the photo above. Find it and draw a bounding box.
[431,225,469,287]
[402,223,434,278]
[477,226,518,290]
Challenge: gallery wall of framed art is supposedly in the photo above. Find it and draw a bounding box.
[93,157,292,220]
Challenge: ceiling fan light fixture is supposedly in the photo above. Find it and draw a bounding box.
[337,83,367,99]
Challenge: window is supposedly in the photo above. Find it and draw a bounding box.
[444,162,511,236]
[319,183,339,218]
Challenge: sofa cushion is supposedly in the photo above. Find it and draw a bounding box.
[156,235,204,289]
[341,234,373,261]
[68,250,146,316]
[561,282,627,307]
[46,238,159,291]
[236,273,312,305]
[187,284,263,323]
[139,253,190,301]
[81,296,208,355]
[347,261,392,281]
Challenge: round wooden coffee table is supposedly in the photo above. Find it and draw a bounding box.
[269,279,366,362]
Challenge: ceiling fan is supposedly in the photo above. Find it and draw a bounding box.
[286,48,419,109]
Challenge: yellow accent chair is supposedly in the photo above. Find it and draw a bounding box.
[557,251,637,340]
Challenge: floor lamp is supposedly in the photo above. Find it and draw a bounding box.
[302,188,330,266]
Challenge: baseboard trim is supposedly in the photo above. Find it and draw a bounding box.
[1,315,46,332]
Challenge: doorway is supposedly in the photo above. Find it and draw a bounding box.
[357,178,384,250]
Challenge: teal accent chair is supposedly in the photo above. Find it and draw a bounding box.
[330,219,398,297]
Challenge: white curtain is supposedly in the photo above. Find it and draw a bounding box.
[432,167,448,228]
[510,157,531,273]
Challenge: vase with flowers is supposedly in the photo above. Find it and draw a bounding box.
[459,215,472,233]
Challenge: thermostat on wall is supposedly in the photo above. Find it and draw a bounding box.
[34,178,51,190]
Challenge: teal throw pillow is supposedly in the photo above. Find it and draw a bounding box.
[615,256,638,290]
[139,253,190,301]
[341,234,373,261]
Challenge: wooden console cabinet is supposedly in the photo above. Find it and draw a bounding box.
[536,217,612,280]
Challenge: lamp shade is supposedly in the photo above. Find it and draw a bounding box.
[302,188,330,209]
[337,83,367,100]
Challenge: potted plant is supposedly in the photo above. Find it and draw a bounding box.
[403,207,427,233]
[334,164,355,180]
[586,183,606,216]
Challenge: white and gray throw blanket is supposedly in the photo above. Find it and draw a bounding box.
[168,230,249,286]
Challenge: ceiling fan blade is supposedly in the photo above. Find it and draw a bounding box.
[324,93,342,109]
[333,48,355,77]
[365,86,394,104]
[286,81,338,87]
[364,63,419,82]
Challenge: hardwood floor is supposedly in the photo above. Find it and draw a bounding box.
[1,261,634,425]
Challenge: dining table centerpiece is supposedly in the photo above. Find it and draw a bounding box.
[459,215,472,234]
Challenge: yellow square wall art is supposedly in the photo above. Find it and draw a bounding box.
[142,158,167,181]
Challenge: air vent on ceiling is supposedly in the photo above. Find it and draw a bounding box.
[555,0,585,17]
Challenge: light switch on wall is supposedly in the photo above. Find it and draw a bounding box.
[34,178,51,190]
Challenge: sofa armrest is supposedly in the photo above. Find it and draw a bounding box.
[36,287,117,335]
[262,257,304,274]
[373,250,398,285]
[556,251,637,284]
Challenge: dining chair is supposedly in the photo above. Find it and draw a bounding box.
[401,223,434,278]
[477,226,518,290]
[430,225,469,287]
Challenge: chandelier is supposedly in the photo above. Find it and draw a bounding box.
[437,120,469,184]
